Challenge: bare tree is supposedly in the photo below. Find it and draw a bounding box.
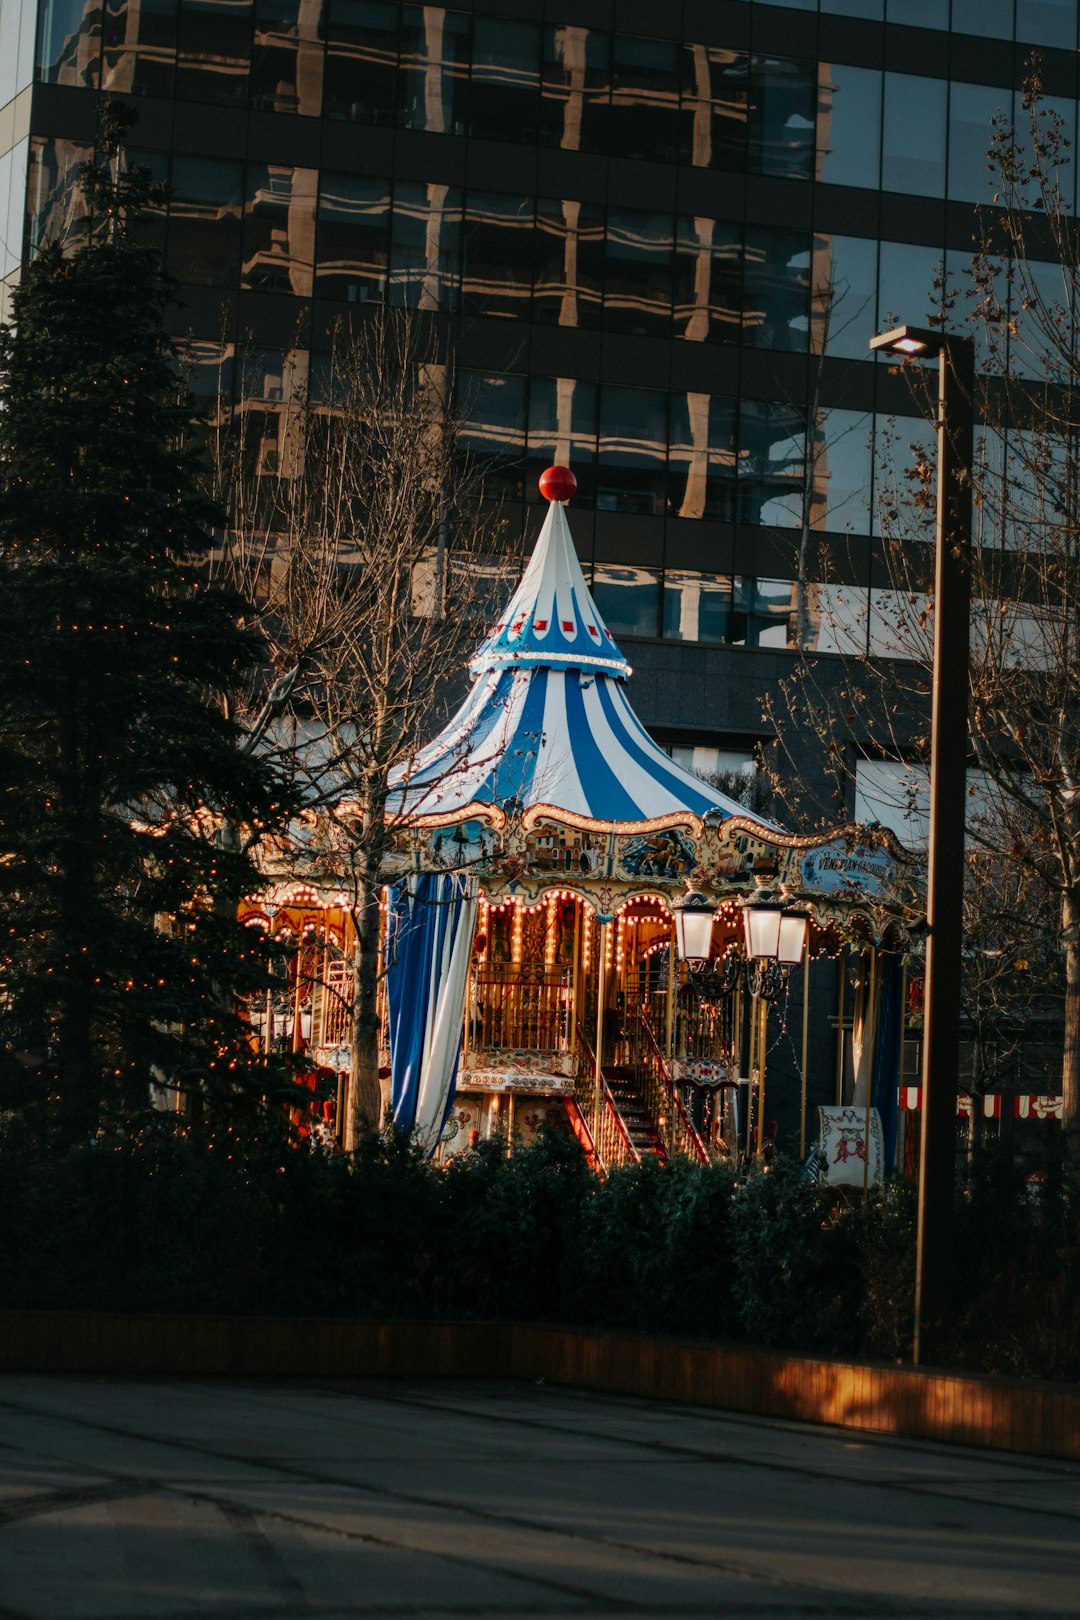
[768,71,1080,1158]
[211,311,514,1143]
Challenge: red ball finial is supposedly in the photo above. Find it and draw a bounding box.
[539,465,577,503]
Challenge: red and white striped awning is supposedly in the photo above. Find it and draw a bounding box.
[900,1089,1063,1120]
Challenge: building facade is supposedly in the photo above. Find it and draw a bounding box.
[2,0,1076,1138]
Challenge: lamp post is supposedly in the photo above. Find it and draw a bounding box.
[671,892,717,1156]
[869,323,975,1365]
[740,890,809,1154]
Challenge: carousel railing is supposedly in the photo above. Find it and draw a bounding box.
[467,967,571,1056]
[574,1023,640,1170]
[631,1011,710,1165]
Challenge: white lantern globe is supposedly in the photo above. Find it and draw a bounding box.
[674,891,716,963]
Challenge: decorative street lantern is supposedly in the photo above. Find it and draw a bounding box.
[741,888,783,960]
[674,890,716,964]
[742,890,808,967]
[777,909,809,966]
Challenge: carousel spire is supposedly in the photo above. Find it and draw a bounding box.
[470,465,632,681]
[389,467,777,831]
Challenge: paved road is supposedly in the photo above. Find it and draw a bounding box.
[0,1375,1078,1619]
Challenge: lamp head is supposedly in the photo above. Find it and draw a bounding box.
[674,890,716,964]
[869,324,944,358]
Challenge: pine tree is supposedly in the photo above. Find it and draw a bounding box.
[0,102,290,1138]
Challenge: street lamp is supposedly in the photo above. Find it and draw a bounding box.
[673,890,716,964]
[869,322,975,1365]
[739,891,809,1157]
[741,889,808,973]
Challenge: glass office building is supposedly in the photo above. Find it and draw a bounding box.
[2,0,1078,794]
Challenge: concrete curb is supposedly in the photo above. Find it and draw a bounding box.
[2,1312,1077,1460]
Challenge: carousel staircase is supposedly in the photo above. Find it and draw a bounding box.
[602,1066,667,1161]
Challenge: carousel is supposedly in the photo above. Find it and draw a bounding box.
[246,466,921,1177]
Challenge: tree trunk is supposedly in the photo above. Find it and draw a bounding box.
[1061,890,1080,1167]
[346,856,384,1148]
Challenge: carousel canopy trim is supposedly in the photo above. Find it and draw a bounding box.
[470,502,632,679]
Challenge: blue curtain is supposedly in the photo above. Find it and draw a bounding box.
[385,872,478,1153]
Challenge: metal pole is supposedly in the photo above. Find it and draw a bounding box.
[834,944,846,1105]
[665,928,677,1155]
[756,995,768,1155]
[800,945,811,1158]
[745,988,757,1163]
[863,946,877,1199]
[594,919,607,1153]
[913,336,974,1366]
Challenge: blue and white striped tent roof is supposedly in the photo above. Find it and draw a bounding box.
[389,499,778,833]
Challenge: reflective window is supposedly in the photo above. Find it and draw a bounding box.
[868,588,931,658]
[250,0,323,114]
[730,578,795,648]
[167,156,242,286]
[469,17,539,142]
[737,402,805,529]
[972,424,1008,551]
[127,144,168,257]
[822,0,882,15]
[26,136,93,253]
[324,0,397,124]
[674,215,740,345]
[668,393,737,521]
[952,0,1013,36]
[944,245,1002,371]
[1000,427,1071,551]
[458,370,526,497]
[668,743,753,778]
[399,4,469,134]
[886,0,948,22]
[534,197,603,329]
[597,386,667,516]
[681,45,747,171]
[389,178,460,310]
[1016,0,1076,47]
[871,412,935,538]
[749,54,814,181]
[604,207,673,338]
[461,191,533,320]
[242,163,315,296]
[0,0,37,104]
[36,0,101,84]
[877,239,943,331]
[103,0,177,96]
[607,35,680,164]
[176,0,251,104]
[526,375,597,502]
[185,336,235,405]
[1009,256,1073,380]
[811,408,872,535]
[817,63,881,189]
[948,82,1010,204]
[814,234,877,360]
[591,564,661,639]
[539,23,608,152]
[883,73,946,196]
[855,759,929,847]
[1012,88,1077,214]
[315,171,388,302]
[803,583,870,655]
[743,224,810,351]
[0,139,29,303]
[663,570,731,643]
